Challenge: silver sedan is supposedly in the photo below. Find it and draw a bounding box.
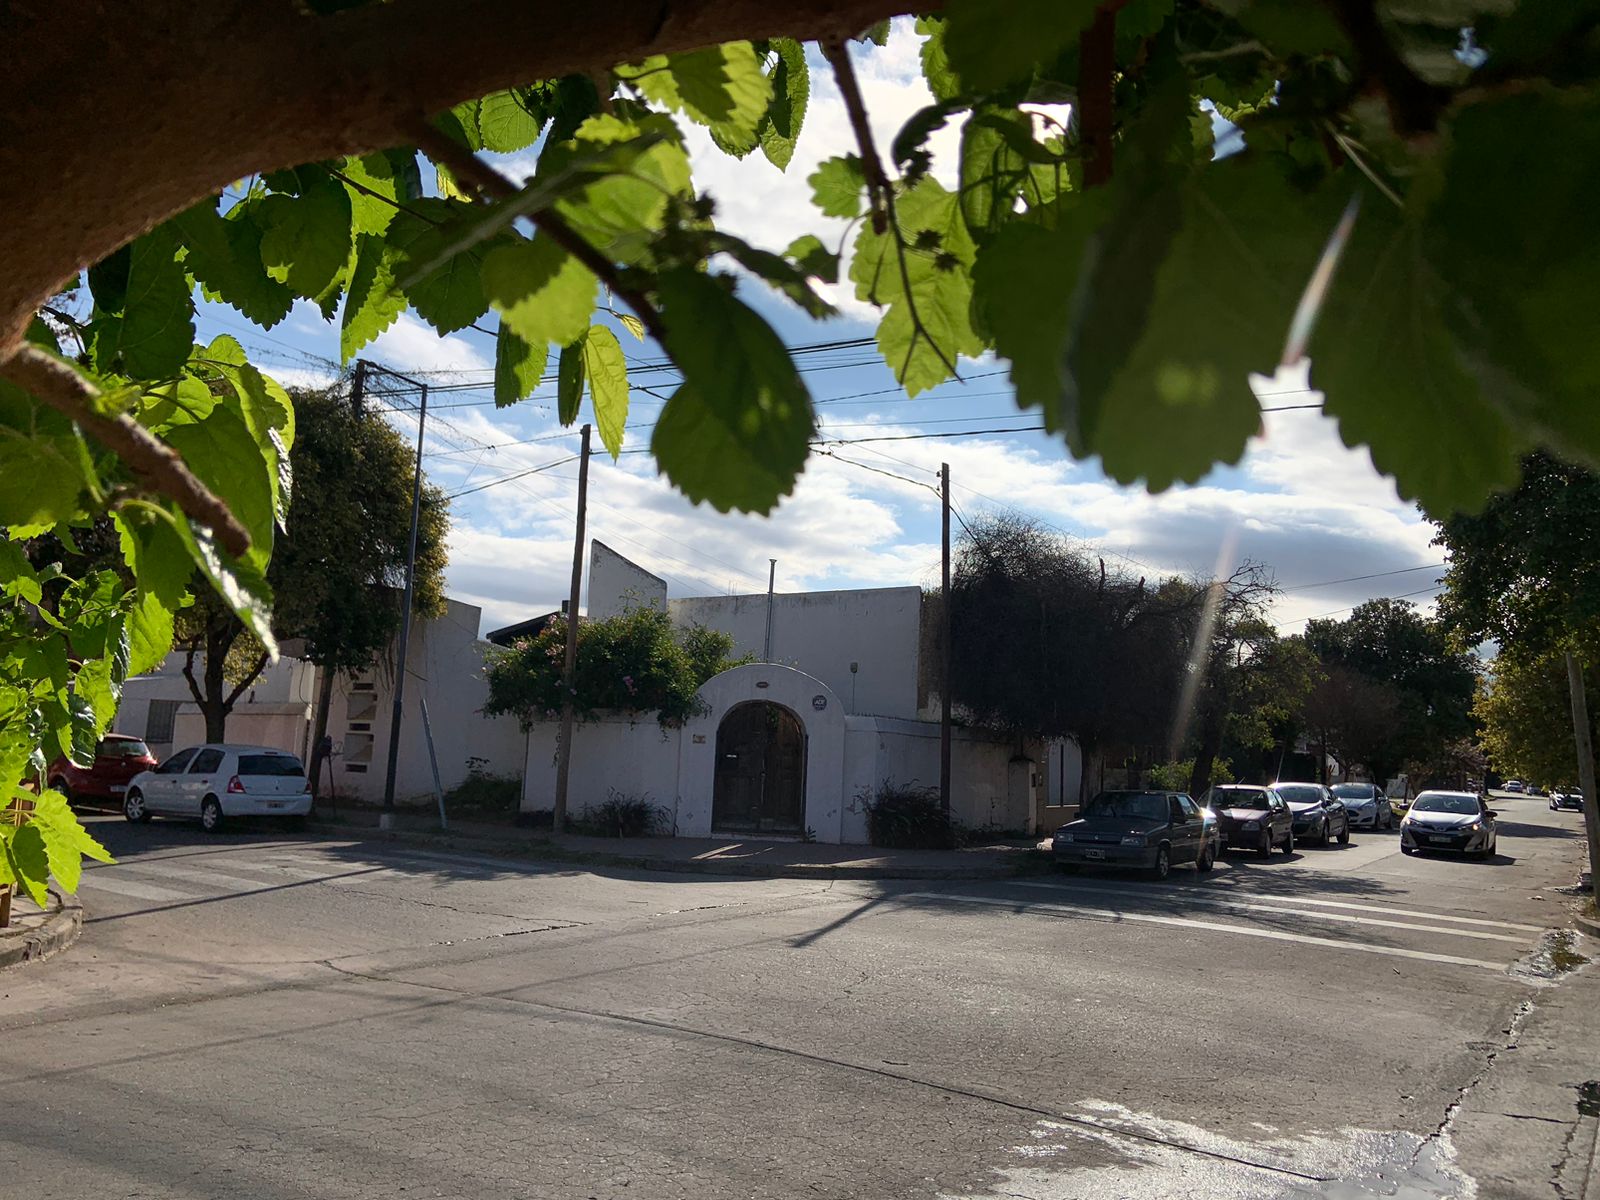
[1330,782,1394,829]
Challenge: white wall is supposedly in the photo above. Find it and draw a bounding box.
[846,717,1038,835]
[521,717,684,824]
[115,653,317,761]
[668,587,922,719]
[588,540,667,620]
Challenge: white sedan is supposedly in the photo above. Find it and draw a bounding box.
[125,744,312,832]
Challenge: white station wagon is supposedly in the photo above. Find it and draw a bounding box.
[125,744,312,832]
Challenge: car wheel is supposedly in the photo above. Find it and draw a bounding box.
[1282,827,1295,855]
[1318,820,1329,847]
[1150,844,1172,881]
[200,796,224,834]
[1196,843,1215,873]
[1337,819,1350,845]
[1257,831,1273,859]
[123,789,151,824]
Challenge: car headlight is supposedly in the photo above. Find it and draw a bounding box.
[1055,833,1075,844]
[1120,834,1146,846]
[1463,821,1481,833]
[1241,820,1260,831]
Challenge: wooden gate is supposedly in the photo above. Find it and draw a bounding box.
[711,701,806,835]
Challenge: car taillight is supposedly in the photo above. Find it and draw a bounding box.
[226,775,245,793]
[301,778,311,793]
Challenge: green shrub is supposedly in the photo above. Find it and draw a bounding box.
[1146,758,1234,792]
[441,758,521,818]
[571,790,669,837]
[860,779,965,849]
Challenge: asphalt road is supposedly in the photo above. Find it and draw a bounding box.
[2,791,1591,1199]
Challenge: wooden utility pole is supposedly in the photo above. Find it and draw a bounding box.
[1565,652,1600,894]
[940,462,952,816]
[552,424,592,834]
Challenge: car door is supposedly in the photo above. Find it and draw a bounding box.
[144,747,196,811]
[180,747,225,817]
[1174,795,1207,862]
[1268,790,1291,844]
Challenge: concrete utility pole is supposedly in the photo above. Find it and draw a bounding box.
[1565,652,1600,893]
[379,367,428,830]
[940,462,952,816]
[552,424,592,834]
[763,559,776,662]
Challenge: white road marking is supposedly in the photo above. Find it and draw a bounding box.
[898,892,1510,971]
[76,873,193,902]
[116,862,288,893]
[1008,879,1546,932]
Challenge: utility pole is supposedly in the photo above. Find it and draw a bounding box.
[552,424,592,834]
[349,358,367,418]
[379,366,428,829]
[940,462,952,816]
[1565,652,1600,895]
[763,559,777,662]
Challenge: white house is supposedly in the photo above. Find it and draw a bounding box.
[114,596,525,804]
[512,543,1084,843]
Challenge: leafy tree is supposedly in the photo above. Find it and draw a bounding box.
[1302,598,1478,786]
[176,388,449,745]
[6,4,1600,911]
[1475,648,1600,788]
[484,606,748,729]
[1434,451,1600,888]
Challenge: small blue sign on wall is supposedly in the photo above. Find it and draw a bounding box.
[812,695,827,711]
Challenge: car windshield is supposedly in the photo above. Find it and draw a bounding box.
[1207,788,1268,810]
[1412,793,1480,815]
[1275,785,1322,804]
[1082,792,1168,822]
[98,738,151,758]
[1331,784,1376,800]
[238,754,305,777]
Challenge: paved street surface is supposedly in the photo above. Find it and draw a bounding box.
[3,792,1594,1198]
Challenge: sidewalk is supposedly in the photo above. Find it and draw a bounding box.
[308,805,1055,880]
[0,888,83,970]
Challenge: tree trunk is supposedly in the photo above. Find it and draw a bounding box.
[1188,718,1225,802]
[1564,652,1600,895]
[308,665,337,800]
[202,635,230,743]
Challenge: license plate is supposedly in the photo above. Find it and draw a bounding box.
[1428,835,1454,844]
[110,784,126,793]
[266,801,285,810]
[1083,848,1105,860]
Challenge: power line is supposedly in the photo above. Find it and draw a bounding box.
[1279,562,1446,592]
[446,455,581,499]
[1275,584,1446,629]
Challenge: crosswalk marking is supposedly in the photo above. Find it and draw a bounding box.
[1009,879,1546,932]
[116,862,286,893]
[897,892,1511,971]
[1003,881,1529,943]
[76,873,192,902]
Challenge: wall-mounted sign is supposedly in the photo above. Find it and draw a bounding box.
[755,680,770,689]
[812,695,827,711]
[692,734,706,744]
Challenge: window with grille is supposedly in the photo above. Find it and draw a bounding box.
[145,699,179,744]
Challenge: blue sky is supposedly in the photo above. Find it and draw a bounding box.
[193,20,1442,639]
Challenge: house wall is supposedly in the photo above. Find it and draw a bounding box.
[520,717,683,820]
[845,717,1040,835]
[667,587,922,719]
[115,654,317,762]
[588,540,668,620]
[172,704,313,762]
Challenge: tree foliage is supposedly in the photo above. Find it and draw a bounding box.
[1475,648,1600,788]
[5,1,1600,905]
[484,605,749,729]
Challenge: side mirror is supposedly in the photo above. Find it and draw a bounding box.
[1487,809,1499,817]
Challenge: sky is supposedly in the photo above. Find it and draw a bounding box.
[196,19,1445,640]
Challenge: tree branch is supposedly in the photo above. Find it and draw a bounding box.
[402,114,668,344]
[1078,4,1121,188]
[225,649,273,709]
[2,346,252,558]
[181,643,206,709]
[1326,0,1448,137]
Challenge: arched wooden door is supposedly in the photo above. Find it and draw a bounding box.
[712,701,806,835]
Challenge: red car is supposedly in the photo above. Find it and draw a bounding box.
[49,734,159,805]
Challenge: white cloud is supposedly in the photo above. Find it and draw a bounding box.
[368,314,490,374]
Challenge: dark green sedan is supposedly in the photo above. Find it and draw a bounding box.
[1052,790,1220,880]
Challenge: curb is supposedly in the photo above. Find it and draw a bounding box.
[0,890,84,971]
[308,819,1054,881]
[1575,912,1600,939]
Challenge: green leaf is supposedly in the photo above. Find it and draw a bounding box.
[126,588,176,677]
[581,325,630,459]
[113,508,193,607]
[785,234,839,284]
[494,323,548,408]
[628,42,772,145]
[203,340,295,530]
[856,20,891,45]
[1,821,50,907]
[88,245,131,315]
[26,788,114,895]
[944,0,1099,90]
[917,17,962,100]
[171,199,295,329]
[546,114,692,265]
[481,236,597,351]
[339,151,422,236]
[959,108,1072,241]
[557,341,585,426]
[89,230,196,379]
[617,313,647,341]
[759,38,810,171]
[699,232,836,319]
[1312,184,1524,515]
[809,156,867,218]
[163,400,277,571]
[1423,88,1600,466]
[254,173,354,300]
[651,270,814,513]
[0,375,94,529]
[850,177,983,395]
[383,199,497,335]
[477,89,546,153]
[173,518,277,657]
[341,233,406,361]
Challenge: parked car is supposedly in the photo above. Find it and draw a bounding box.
[1274,782,1351,846]
[1551,788,1585,812]
[1202,784,1295,857]
[1052,790,1219,880]
[1400,790,1498,859]
[48,734,158,805]
[1330,782,1395,830]
[1526,783,1546,797]
[125,744,311,832]
[1503,779,1525,793]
